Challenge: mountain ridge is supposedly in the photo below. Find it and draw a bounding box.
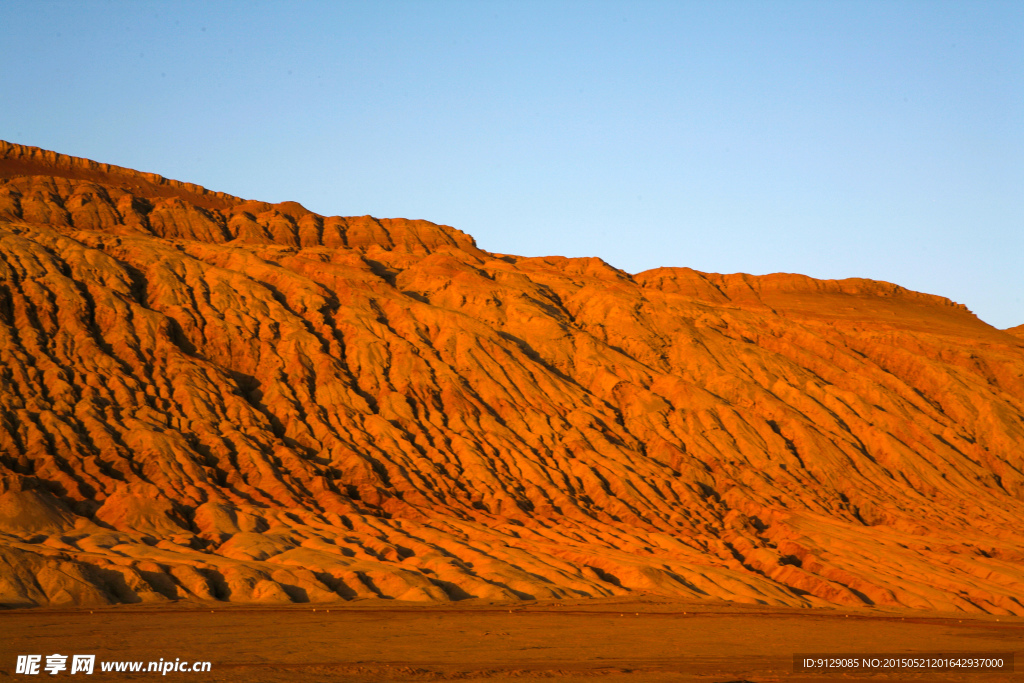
[1,140,1023,612]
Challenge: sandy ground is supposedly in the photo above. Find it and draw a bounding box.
[2,599,1022,682]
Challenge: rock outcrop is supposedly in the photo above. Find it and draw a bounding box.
[2,140,1023,612]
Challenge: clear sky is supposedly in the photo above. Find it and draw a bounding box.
[2,1,1022,328]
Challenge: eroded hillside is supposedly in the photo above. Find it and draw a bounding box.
[2,140,1023,612]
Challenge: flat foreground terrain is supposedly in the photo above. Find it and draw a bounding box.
[3,600,1022,682]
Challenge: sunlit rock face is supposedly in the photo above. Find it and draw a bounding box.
[1,140,1023,612]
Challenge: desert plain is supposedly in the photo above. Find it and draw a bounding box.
[2,602,1024,679]
[3,599,1023,682]
[1,140,1023,680]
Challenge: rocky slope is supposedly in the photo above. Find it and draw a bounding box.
[1,140,1023,613]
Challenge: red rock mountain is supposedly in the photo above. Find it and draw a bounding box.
[2,140,1023,612]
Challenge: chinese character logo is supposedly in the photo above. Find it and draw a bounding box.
[70,655,95,675]
[16,655,41,675]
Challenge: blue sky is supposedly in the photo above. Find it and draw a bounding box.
[2,1,1022,327]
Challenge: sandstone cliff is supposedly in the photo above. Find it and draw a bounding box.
[2,140,1023,613]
